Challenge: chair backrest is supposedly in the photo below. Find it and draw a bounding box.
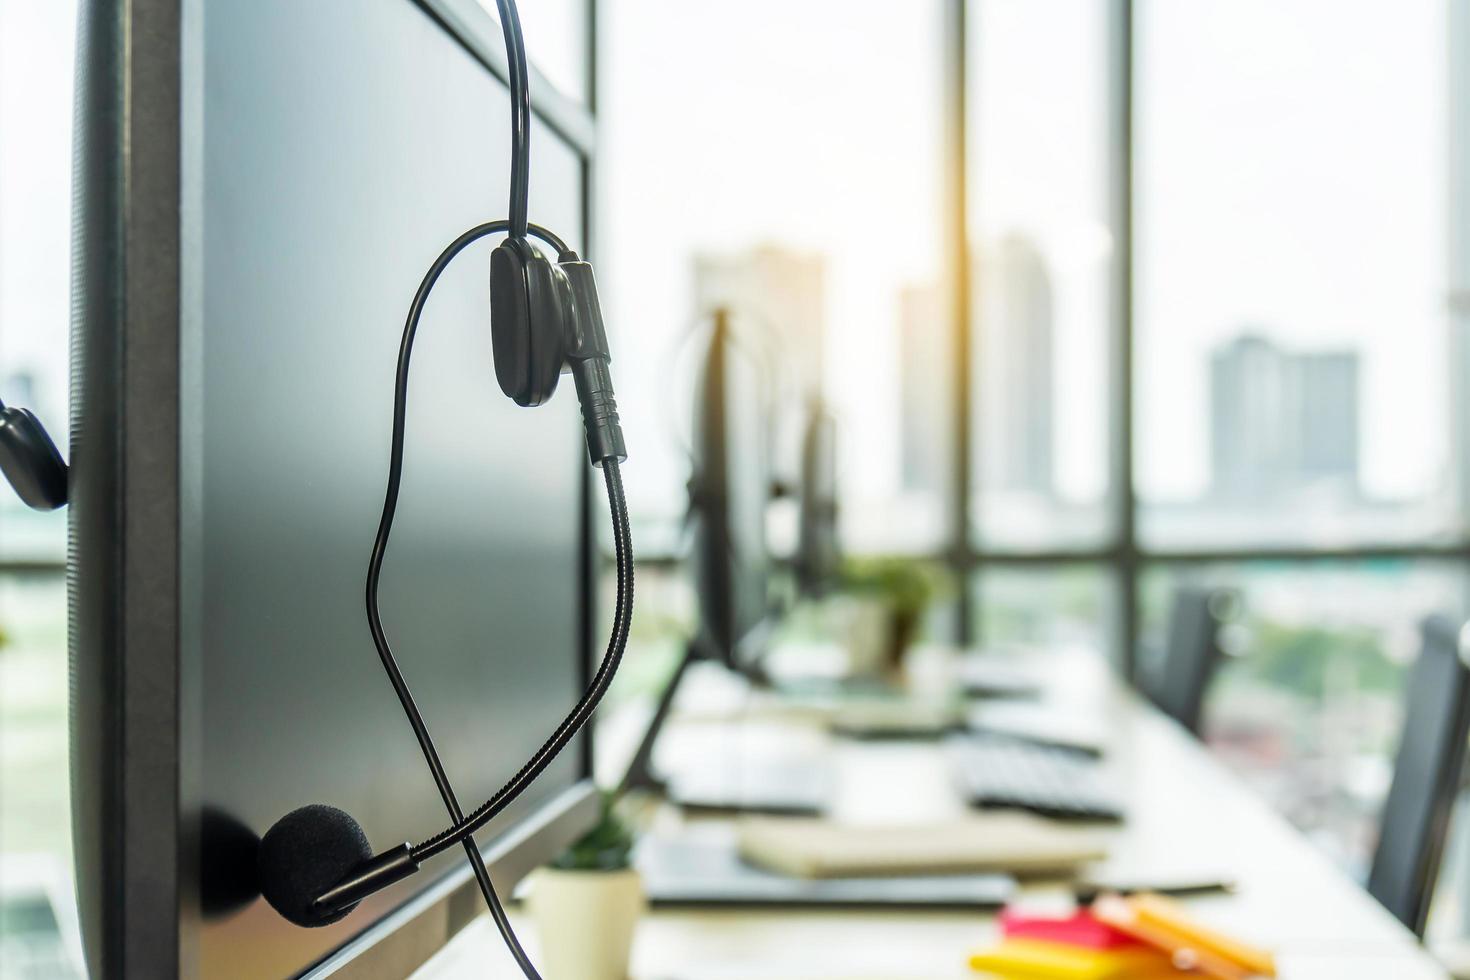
[1367,614,1470,937]
[1144,588,1226,736]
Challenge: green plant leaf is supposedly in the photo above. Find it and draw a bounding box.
[549,791,635,871]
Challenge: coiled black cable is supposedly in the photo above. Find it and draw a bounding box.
[411,458,633,863]
[362,1,628,974]
[367,220,565,826]
[368,216,631,979]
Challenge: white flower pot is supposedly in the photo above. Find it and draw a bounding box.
[842,598,917,683]
[843,597,894,678]
[526,867,643,980]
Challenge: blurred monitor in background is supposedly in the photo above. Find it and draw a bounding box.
[689,308,775,673]
[795,398,841,599]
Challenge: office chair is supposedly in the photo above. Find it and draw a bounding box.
[1142,588,1227,737]
[1367,615,1470,938]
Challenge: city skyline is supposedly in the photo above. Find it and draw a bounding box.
[894,268,1379,513]
[756,225,1388,526]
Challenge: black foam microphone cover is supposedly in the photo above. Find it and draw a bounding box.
[257,804,373,927]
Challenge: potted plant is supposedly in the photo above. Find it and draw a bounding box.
[526,793,643,980]
[837,556,951,682]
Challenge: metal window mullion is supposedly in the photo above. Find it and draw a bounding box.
[947,0,976,645]
[1109,0,1139,679]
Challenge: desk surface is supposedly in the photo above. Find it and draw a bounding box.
[414,650,1449,979]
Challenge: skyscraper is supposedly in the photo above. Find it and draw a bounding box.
[1210,334,1287,501]
[897,283,950,493]
[1209,334,1360,502]
[976,234,1054,498]
[1297,351,1359,487]
[692,244,826,399]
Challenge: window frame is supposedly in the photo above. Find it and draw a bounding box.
[951,0,1470,675]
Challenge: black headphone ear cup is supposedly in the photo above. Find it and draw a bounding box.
[489,238,573,407]
[0,405,68,511]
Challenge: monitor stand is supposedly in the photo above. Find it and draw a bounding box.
[618,633,828,816]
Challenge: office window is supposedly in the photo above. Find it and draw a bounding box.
[1135,0,1459,549]
[1140,561,1465,878]
[598,0,947,554]
[0,0,80,974]
[967,0,1115,553]
[974,564,1110,657]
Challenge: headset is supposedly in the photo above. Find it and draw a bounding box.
[0,2,631,977]
[249,3,632,978]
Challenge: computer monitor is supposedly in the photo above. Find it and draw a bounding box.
[795,399,840,598]
[619,309,778,798]
[68,0,598,975]
[689,308,773,671]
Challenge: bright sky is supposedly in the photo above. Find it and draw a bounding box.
[597,0,949,529]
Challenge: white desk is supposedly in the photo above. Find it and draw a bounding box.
[415,652,1450,979]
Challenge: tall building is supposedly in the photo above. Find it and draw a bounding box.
[1210,335,1287,501]
[976,235,1054,497]
[1209,334,1360,501]
[692,245,826,399]
[1298,351,1359,486]
[897,283,950,493]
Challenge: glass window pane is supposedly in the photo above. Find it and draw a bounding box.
[476,0,588,105]
[1140,561,1466,879]
[598,0,947,554]
[1135,0,1460,549]
[1,1,80,972]
[0,574,81,978]
[974,564,1112,659]
[593,561,695,785]
[968,0,1115,551]
[0,0,72,563]
[1429,9,1470,948]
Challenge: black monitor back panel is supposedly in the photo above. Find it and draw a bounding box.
[69,0,589,975]
[691,317,771,668]
[796,404,839,597]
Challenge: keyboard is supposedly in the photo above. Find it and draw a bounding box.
[949,734,1124,822]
